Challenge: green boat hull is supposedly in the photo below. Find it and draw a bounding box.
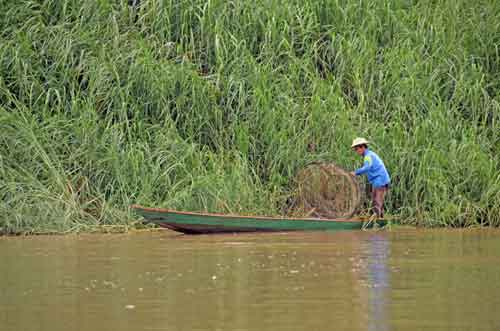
[132,205,386,234]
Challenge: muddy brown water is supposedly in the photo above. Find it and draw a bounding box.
[1,229,500,331]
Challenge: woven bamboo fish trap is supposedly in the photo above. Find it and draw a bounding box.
[288,163,361,219]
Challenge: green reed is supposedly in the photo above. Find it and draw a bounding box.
[0,0,499,233]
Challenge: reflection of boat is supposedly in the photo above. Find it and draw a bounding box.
[131,205,387,234]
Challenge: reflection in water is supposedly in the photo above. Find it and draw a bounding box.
[1,230,500,331]
[367,234,390,331]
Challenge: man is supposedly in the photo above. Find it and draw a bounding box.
[349,138,390,218]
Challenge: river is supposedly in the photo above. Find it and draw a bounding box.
[1,229,499,331]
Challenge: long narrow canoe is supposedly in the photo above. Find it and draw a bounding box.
[131,205,387,234]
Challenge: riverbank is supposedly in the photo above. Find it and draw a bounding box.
[1,1,499,234]
[0,220,474,237]
[0,225,161,236]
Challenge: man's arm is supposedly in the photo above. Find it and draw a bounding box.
[354,155,372,176]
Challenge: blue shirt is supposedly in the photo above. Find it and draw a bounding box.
[355,149,390,188]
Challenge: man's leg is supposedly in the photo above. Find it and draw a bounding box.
[371,186,387,217]
[365,184,373,213]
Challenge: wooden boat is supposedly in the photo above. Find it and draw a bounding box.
[131,205,387,234]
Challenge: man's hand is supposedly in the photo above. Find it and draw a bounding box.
[350,171,356,177]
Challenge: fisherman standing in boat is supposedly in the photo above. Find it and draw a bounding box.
[350,138,390,218]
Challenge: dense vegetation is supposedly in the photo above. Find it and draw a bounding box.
[1,0,499,233]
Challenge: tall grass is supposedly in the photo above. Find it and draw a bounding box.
[0,0,499,233]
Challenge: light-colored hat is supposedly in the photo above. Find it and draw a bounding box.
[351,137,369,148]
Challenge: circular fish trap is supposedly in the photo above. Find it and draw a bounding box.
[289,163,361,219]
